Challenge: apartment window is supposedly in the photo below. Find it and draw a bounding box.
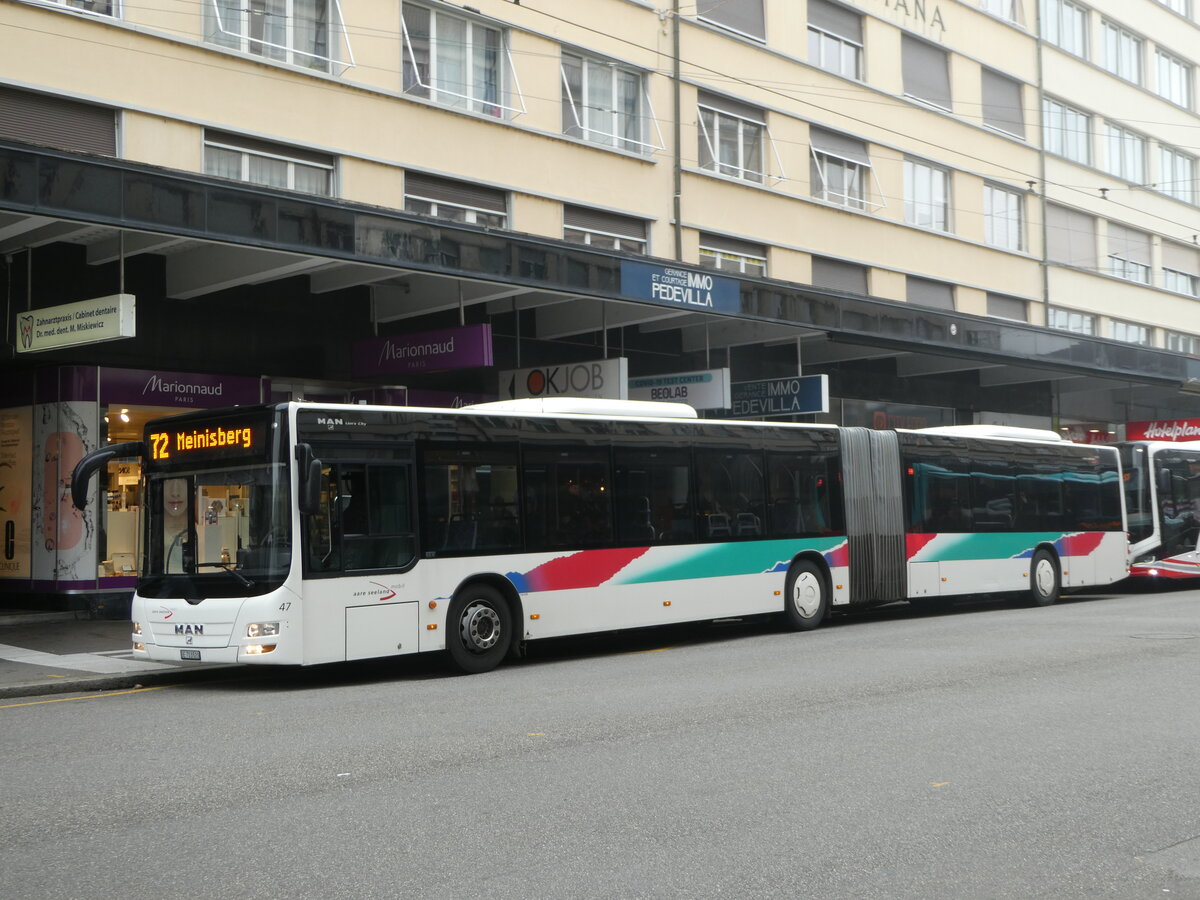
[699,234,766,275]
[1102,21,1142,83]
[1162,242,1200,295]
[1159,146,1196,203]
[1156,0,1191,16]
[698,93,768,184]
[402,4,513,117]
[696,0,765,40]
[204,132,333,195]
[0,86,116,156]
[1042,98,1090,163]
[563,206,647,254]
[1156,50,1193,107]
[902,35,952,109]
[1107,224,1152,284]
[1167,332,1200,355]
[987,292,1028,321]
[404,172,507,227]
[1047,308,1096,334]
[1111,320,1151,345]
[204,0,342,72]
[1045,204,1097,269]
[1042,0,1088,56]
[30,0,118,15]
[561,52,654,154]
[1163,268,1198,296]
[1104,124,1147,182]
[907,277,955,310]
[904,159,950,231]
[812,257,868,294]
[982,70,1024,137]
[984,184,1023,250]
[810,128,875,210]
[808,0,863,80]
[979,1,1025,25]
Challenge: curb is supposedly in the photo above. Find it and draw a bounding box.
[0,663,246,701]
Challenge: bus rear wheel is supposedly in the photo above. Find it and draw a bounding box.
[781,560,828,631]
[446,584,513,674]
[1027,549,1060,607]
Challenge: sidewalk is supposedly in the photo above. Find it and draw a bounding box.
[0,609,242,700]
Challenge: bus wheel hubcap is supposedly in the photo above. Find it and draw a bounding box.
[1035,560,1055,595]
[461,603,501,652]
[793,573,822,618]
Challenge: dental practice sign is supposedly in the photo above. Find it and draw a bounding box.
[621,261,740,314]
[16,294,135,353]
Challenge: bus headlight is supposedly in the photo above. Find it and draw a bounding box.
[132,621,142,636]
[243,644,277,655]
[246,622,280,638]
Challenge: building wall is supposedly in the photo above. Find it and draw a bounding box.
[0,0,1197,354]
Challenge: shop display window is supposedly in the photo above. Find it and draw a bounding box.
[97,404,177,579]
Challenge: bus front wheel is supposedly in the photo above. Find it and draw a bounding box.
[446,584,513,674]
[781,560,829,631]
[1027,549,1060,607]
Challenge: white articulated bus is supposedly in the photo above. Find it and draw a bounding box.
[71,399,1128,673]
[1118,440,1200,582]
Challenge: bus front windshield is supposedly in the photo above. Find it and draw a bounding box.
[140,463,291,598]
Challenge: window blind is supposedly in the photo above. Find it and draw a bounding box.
[404,172,506,212]
[1045,204,1097,268]
[906,277,955,310]
[981,69,1025,137]
[808,0,863,42]
[0,86,116,156]
[696,0,765,39]
[902,35,952,109]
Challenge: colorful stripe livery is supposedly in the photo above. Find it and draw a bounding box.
[905,531,1110,563]
[506,538,848,594]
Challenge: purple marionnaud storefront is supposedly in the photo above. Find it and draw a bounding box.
[351,324,493,378]
[32,367,266,593]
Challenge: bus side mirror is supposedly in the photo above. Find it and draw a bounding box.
[296,444,323,515]
[70,441,146,511]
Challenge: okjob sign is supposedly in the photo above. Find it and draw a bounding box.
[500,357,628,400]
[628,368,731,410]
[620,261,740,314]
[16,294,135,353]
[724,375,830,418]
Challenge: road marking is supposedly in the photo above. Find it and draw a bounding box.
[0,642,173,674]
[0,685,174,709]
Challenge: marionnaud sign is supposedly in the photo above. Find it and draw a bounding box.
[628,368,731,410]
[351,324,493,377]
[16,294,135,353]
[723,375,830,418]
[500,357,628,400]
[620,261,740,314]
[100,367,264,408]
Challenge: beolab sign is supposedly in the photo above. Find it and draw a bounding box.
[628,368,731,410]
[16,294,135,353]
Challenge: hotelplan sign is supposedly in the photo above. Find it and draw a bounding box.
[16,294,136,353]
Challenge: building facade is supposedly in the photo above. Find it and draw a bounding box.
[0,0,1198,605]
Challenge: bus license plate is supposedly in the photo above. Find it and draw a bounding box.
[180,649,201,660]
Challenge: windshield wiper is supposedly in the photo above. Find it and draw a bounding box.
[196,562,255,588]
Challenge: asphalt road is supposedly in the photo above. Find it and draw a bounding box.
[2,588,1198,899]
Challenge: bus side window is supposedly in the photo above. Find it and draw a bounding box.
[343,464,416,571]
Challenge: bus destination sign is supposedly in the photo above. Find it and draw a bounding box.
[148,423,258,462]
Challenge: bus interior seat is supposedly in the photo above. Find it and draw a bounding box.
[707,513,731,537]
[736,512,761,536]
